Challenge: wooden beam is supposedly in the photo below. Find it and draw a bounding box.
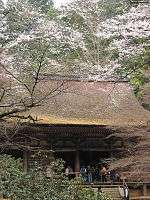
[54,149,76,152]
[75,151,80,177]
[54,148,124,152]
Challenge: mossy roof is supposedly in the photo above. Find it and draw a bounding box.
[25,80,150,126]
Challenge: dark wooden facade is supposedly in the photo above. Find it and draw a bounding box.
[15,124,123,175]
[1,123,150,199]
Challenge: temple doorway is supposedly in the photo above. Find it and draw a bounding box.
[54,151,75,170]
[80,151,109,166]
[54,150,110,173]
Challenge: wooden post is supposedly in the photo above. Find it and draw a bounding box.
[143,184,147,196]
[109,142,113,158]
[23,150,28,173]
[75,150,80,177]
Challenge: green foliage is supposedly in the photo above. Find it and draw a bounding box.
[0,154,112,200]
[61,2,117,67]
[117,48,150,98]
[47,6,59,19]
[0,154,23,199]
[110,49,120,60]
[28,0,54,13]
[59,0,136,74]
[130,37,149,45]
[2,0,39,44]
[97,0,132,18]
[61,12,87,32]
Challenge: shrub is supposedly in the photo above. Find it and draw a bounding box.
[0,154,112,200]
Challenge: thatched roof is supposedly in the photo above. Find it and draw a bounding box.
[25,80,150,126]
[109,126,150,182]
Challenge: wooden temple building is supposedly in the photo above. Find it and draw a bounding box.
[17,80,149,168]
[1,79,150,199]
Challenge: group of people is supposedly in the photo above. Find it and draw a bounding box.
[65,164,120,184]
[80,165,120,183]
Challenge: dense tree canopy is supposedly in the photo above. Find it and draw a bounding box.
[61,0,150,81]
[28,0,54,13]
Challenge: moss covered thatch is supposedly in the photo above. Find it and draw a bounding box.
[22,80,150,126]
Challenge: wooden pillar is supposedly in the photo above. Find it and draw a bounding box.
[109,142,113,158]
[143,184,147,196]
[75,150,80,177]
[23,150,28,173]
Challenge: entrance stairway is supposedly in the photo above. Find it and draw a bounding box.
[102,186,122,200]
[92,184,122,200]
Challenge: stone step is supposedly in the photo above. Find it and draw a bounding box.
[131,197,150,200]
[102,187,122,200]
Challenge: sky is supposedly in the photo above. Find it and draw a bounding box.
[54,0,73,7]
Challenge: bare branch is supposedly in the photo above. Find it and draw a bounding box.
[31,46,50,96]
[0,88,6,102]
[0,63,32,96]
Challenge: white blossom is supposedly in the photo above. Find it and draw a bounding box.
[97,4,150,59]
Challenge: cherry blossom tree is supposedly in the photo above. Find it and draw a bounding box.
[61,0,150,81]
[0,0,66,120]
